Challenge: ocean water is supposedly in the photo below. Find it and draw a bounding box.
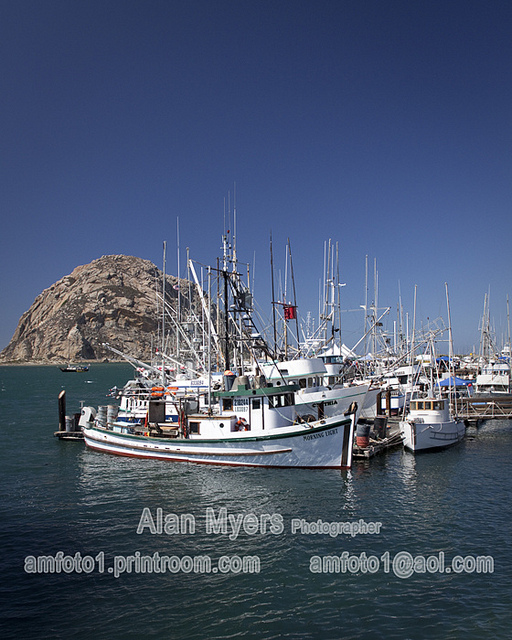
[1,364,511,639]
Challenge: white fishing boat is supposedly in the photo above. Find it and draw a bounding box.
[400,397,465,452]
[474,291,511,394]
[80,229,357,469]
[259,357,368,423]
[80,377,357,469]
[400,283,466,452]
[474,360,510,395]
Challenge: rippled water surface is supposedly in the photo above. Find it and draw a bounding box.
[1,365,511,639]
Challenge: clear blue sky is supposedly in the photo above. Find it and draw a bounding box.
[1,0,511,354]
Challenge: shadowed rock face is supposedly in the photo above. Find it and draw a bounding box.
[0,255,192,363]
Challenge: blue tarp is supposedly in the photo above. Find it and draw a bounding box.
[436,376,473,387]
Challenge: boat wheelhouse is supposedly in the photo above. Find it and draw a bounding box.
[259,357,368,423]
[400,397,465,453]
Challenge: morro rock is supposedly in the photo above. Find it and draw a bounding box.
[0,255,191,364]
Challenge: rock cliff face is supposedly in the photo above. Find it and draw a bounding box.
[0,255,193,363]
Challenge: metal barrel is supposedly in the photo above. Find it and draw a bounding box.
[107,405,119,425]
[356,423,371,448]
[97,406,108,426]
[373,415,388,438]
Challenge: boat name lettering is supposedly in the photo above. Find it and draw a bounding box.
[303,428,338,441]
[303,432,324,441]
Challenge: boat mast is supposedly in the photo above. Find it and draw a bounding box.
[335,241,341,354]
[364,254,368,377]
[270,232,277,357]
[287,238,300,356]
[222,230,230,371]
[445,282,456,415]
[161,240,167,385]
[373,258,378,359]
[208,266,212,409]
[176,218,181,361]
[507,294,511,363]
[283,244,288,359]
[404,284,417,414]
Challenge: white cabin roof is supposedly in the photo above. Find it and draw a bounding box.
[261,358,327,380]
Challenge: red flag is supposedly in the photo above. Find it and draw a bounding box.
[284,304,296,320]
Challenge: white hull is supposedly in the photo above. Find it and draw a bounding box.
[358,388,380,419]
[401,418,465,452]
[295,385,368,421]
[83,414,355,469]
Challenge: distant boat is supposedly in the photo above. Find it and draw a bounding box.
[475,360,510,395]
[60,365,89,372]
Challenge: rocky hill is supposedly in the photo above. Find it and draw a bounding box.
[0,255,195,364]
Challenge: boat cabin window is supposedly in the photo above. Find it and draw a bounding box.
[411,400,444,411]
[252,399,261,410]
[189,421,200,435]
[299,379,307,389]
[268,393,295,409]
[268,395,281,409]
[283,393,294,406]
[222,398,233,411]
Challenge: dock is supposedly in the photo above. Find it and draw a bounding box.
[54,429,84,440]
[353,418,404,460]
[55,389,84,440]
[455,395,512,423]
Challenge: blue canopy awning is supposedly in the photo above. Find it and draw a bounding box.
[436,376,473,387]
